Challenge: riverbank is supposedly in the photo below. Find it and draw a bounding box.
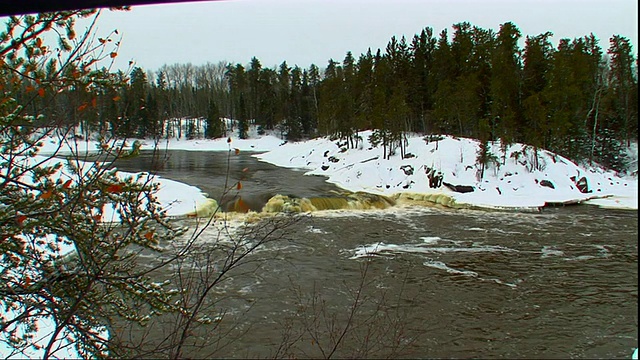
[38,129,637,212]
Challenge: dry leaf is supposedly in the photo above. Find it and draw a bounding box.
[106,184,123,193]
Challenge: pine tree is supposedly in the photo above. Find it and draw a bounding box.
[408,28,437,133]
[247,57,262,123]
[521,32,554,168]
[606,35,637,146]
[490,22,523,162]
[205,99,223,138]
[237,93,248,139]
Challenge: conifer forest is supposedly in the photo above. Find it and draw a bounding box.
[17,21,638,171]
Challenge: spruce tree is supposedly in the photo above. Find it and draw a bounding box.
[205,99,223,138]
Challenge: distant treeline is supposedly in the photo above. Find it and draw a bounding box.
[27,22,639,171]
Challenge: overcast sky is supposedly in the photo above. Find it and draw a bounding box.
[88,0,637,71]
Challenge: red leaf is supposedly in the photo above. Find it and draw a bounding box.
[235,198,249,213]
[144,231,154,240]
[227,137,232,144]
[106,184,123,193]
[62,179,72,189]
[234,148,240,155]
[16,215,27,226]
[40,190,53,200]
[38,88,45,97]
[236,182,243,190]
[77,103,88,112]
[91,98,97,108]
[92,214,102,222]
[110,52,117,58]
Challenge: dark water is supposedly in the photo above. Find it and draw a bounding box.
[112,149,343,211]
[114,151,638,359]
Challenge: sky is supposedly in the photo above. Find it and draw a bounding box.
[83,0,638,72]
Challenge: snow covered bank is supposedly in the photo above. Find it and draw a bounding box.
[36,130,637,212]
[254,131,637,211]
[7,155,214,221]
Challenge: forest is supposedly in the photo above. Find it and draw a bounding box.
[16,21,639,172]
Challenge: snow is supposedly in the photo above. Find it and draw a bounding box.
[37,129,638,213]
[253,131,637,211]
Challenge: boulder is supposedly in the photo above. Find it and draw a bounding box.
[400,164,414,176]
[443,182,474,193]
[575,176,590,193]
[539,180,555,189]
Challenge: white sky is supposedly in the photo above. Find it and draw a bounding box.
[73,0,640,70]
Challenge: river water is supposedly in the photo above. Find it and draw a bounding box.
[113,150,638,359]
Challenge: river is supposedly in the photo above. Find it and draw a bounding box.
[112,150,638,359]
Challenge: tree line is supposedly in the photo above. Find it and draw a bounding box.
[18,21,639,171]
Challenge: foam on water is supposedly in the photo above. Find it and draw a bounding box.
[540,246,565,258]
[350,241,518,258]
[420,236,441,245]
[422,259,518,288]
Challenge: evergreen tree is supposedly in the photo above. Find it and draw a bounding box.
[237,93,248,139]
[318,59,340,136]
[521,32,554,168]
[247,57,262,123]
[606,35,637,146]
[276,61,291,134]
[408,28,437,133]
[285,65,304,141]
[490,22,523,161]
[205,99,223,138]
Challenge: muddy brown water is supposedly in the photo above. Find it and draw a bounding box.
[112,150,638,359]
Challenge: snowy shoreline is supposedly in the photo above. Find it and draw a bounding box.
[38,130,638,213]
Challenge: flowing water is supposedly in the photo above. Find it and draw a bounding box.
[113,150,638,359]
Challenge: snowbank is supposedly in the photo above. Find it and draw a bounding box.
[36,130,637,212]
[254,131,637,211]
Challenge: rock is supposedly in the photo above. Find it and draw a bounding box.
[443,182,474,193]
[539,180,555,189]
[425,167,443,188]
[328,156,339,163]
[400,165,414,176]
[321,165,329,171]
[575,176,590,193]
